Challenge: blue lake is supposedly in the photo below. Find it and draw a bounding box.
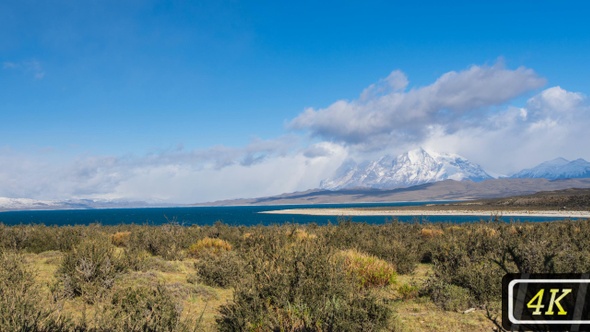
[0,202,580,226]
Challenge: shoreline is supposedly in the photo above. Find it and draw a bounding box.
[260,208,590,218]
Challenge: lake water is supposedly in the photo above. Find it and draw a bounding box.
[0,202,578,226]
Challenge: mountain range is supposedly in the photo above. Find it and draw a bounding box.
[320,148,590,191]
[320,148,492,190]
[193,149,590,206]
[195,178,590,206]
[510,157,590,180]
[3,149,590,210]
[0,198,169,212]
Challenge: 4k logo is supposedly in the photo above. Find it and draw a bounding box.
[503,274,590,331]
[527,288,572,315]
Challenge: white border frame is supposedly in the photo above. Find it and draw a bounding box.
[508,279,590,325]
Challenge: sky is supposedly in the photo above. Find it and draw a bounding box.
[1,0,590,203]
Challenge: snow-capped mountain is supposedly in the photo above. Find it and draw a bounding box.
[320,148,493,190]
[510,158,590,180]
[0,197,167,211]
[0,197,63,211]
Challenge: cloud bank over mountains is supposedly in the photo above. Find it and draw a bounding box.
[290,62,546,150]
[2,61,589,203]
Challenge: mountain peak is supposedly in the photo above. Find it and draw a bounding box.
[405,147,434,163]
[320,149,492,190]
[511,158,590,180]
[541,157,570,167]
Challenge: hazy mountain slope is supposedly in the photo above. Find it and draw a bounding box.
[511,158,590,179]
[196,178,590,206]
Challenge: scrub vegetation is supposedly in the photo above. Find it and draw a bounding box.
[0,217,588,331]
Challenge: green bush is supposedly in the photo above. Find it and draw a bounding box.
[55,237,126,303]
[0,251,72,331]
[193,250,244,288]
[398,283,420,301]
[127,224,189,261]
[323,219,421,275]
[427,280,475,312]
[217,235,392,331]
[97,284,183,332]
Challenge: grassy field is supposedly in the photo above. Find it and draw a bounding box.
[2,217,589,331]
[21,253,496,331]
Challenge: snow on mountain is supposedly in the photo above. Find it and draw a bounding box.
[511,158,590,180]
[0,197,63,210]
[320,148,493,190]
[0,197,165,211]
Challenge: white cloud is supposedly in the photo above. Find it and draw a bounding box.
[289,61,546,150]
[113,143,347,203]
[423,86,590,175]
[2,62,589,203]
[0,140,348,203]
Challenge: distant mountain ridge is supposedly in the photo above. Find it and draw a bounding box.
[510,158,590,180]
[320,148,493,190]
[0,197,170,212]
[195,178,590,206]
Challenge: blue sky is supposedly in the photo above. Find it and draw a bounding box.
[1,1,590,203]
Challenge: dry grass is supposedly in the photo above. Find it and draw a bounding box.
[476,226,498,238]
[395,300,494,331]
[339,249,397,288]
[111,231,131,247]
[392,264,495,331]
[19,249,499,331]
[187,237,232,258]
[292,228,317,241]
[24,252,233,331]
[11,219,564,331]
[420,228,444,238]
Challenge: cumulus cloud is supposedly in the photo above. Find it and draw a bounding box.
[289,61,546,150]
[2,61,588,203]
[423,86,590,175]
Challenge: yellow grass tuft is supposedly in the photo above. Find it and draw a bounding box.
[187,237,232,258]
[111,231,131,247]
[292,229,317,242]
[477,226,498,238]
[447,226,465,233]
[338,249,396,288]
[420,228,444,239]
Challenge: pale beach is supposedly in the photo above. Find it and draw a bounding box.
[261,208,590,218]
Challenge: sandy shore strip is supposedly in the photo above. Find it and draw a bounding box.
[260,208,590,218]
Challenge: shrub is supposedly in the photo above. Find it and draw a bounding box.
[217,236,392,331]
[97,284,183,332]
[427,280,475,312]
[339,249,397,288]
[55,237,126,303]
[427,236,504,308]
[398,283,420,301]
[193,250,243,288]
[0,251,72,331]
[127,224,187,261]
[380,239,420,275]
[187,237,232,259]
[323,219,421,275]
[122,246,151,272]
